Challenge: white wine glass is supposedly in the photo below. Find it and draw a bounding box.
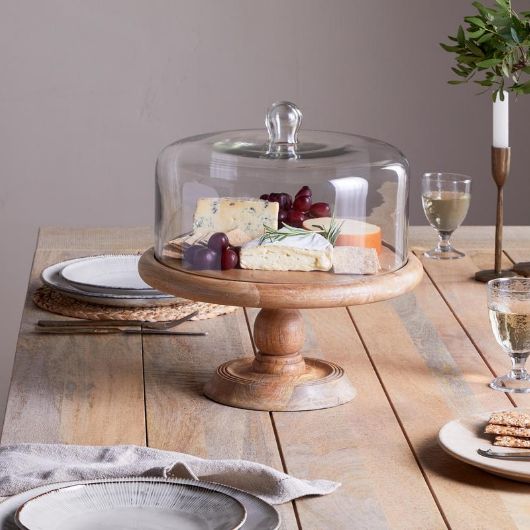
[488,277,530,393]
[422,173,471,259]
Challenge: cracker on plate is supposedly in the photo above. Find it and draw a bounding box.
[494,436,530,448]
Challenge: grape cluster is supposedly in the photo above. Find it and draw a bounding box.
[260,186,330,228]
[184,232,240,270]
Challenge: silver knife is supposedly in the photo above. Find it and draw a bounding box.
[36,328,207,336]
[477,448,530,459]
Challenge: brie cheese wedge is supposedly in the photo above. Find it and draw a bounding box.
[240,230,333,272]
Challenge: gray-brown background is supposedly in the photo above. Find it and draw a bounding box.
[1,0,529,425]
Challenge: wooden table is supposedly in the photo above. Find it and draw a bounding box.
[3,226,530,529]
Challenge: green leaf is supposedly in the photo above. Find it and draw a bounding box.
[495,0,509,9]
[452,66,468,77]
[511,27,520,42]
[472,1,496,18]
[448,80,467,84]
[457,54,479,65]
[467,41,485,56]
[457,25,466,45]
[477,57,503,67]
[477,32,494,43]
[501,61,511,77]
[464,16,487,28]
[468,28,486,38]
[440,42,462,52]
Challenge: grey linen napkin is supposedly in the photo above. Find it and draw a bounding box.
[0,444,339,504]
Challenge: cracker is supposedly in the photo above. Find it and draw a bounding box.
[493,436,530,448]
[488,410,530,428]
[485,423,530,438]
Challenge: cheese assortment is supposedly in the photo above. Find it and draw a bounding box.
[174,185,382,274]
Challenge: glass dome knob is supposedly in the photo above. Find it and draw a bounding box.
[265,101,303,145]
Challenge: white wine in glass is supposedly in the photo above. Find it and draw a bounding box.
[488,278,530,393]
[422,173,471,259]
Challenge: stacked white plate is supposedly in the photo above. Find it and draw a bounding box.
[41,255,179,307]
[2,477,280,530]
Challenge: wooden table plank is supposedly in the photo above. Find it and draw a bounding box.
[142,310,298,529]
[1,239,146,445]
[349,263,530,529]
[247,307,447,530]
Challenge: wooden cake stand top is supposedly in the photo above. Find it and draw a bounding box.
[139,249,423,309]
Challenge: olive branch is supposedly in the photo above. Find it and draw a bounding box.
[441,0,530,100]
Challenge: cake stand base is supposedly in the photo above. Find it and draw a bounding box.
[204,357,356,411]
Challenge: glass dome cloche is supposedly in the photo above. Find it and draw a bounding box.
[155,101,409,281]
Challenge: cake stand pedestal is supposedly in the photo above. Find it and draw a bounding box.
[139,249,423,411]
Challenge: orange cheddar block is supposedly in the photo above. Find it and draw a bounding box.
[303,217,382,254]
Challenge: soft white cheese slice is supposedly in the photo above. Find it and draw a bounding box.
[240,231,333,272]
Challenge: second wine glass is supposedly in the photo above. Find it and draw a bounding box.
[422,172,471,259]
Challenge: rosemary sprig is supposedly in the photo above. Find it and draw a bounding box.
[310,218,344,246]
[259,218,344,246]
[259,224,310,245]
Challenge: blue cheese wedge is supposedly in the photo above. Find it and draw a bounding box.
[240,230,333,271]
[193,198,279,239]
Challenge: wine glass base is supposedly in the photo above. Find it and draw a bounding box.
[424,247,465,260]
[490,374,530,393]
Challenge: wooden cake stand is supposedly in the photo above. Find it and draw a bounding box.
[139,249,423,411]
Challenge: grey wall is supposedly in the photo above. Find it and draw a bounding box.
[1,0,529,426]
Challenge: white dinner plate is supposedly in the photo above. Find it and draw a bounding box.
[0,478,280,530]
[438,408,530,483]
[61,255,155,293]
[41,258,179,308]
[15,479,246,530]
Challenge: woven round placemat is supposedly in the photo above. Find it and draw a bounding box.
[33,286,238,321]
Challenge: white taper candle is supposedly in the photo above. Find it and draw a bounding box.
[493,91,509,148]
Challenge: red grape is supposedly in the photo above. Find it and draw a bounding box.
[286,209,306,227]
[280,192,292,210]
[183,245,203,266]
[293,195,311,212]
[309,202,330,218]
[208,232,229,252]
[260,194,270,200]
[295,186,312,198]
[193,248,220,270]
[278,209,288,225]
[221,248,238,270]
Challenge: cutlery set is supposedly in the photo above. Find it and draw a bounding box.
[35,310,206,336]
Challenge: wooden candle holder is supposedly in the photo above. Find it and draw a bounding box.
[139,249,423,411]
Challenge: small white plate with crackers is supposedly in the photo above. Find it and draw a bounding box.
[439,409,530,483]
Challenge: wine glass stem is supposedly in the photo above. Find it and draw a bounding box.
[510,354,529,379]
[437,231,453,252]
